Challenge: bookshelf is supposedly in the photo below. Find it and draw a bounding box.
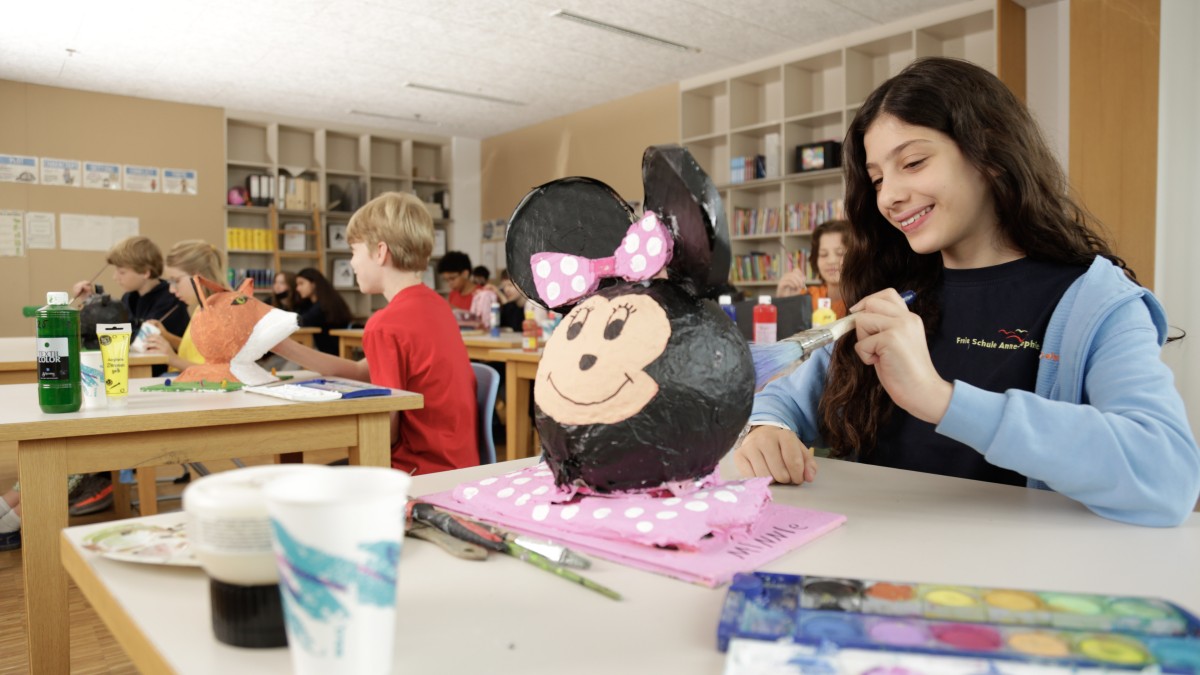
[224,117,453,319]
[679,0,1003,290]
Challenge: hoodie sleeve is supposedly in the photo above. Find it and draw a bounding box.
[748,344,832,446]
[937,297,1200,527]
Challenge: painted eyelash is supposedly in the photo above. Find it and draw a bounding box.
[610,302,637,319]
[571,306,593,323]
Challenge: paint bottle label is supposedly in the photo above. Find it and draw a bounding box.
[719,294,737,323]
[812,297,837,327]
[36,291,82,413]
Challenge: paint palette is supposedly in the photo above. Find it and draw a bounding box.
[717,572,1200,673]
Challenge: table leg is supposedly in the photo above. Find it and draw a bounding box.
[20,438,71,674]
[136,466,158,516]
[348,411,391,468]
[508,362,534,460]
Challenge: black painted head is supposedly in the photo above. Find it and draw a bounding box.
[506,145,753,492]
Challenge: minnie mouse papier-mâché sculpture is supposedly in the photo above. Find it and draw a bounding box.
[506,145,754,493]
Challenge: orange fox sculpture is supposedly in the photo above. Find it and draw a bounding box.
[176,276,298,385]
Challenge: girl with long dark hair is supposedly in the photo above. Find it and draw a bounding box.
[735,57,1198,527]
[295,267,353,355]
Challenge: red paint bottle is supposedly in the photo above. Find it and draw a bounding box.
[753,295,777,344]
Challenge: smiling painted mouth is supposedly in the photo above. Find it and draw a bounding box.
[547,371,633,406]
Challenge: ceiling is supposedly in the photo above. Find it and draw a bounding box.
[2,0,969,140]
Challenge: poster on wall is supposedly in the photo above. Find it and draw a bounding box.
[40,158,82,187]
[0,155,39,184]
[83,162,121,190]
[111,216,139,243]
[332,259,355,289]
[25,212,56,249]
[0,210,25,256]
[123,165,160,193]
[162,168,198,195]
[61,214,112,251]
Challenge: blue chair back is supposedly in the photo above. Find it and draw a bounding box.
[471,362,500,465]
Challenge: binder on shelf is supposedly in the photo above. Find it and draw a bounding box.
[764,133,781,179]
[433,228,446,257]
[282,222,307,251]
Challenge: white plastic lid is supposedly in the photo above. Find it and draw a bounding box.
[758,295,771,305]
[817,297,833,310]
[46,292,69,305]
[718,294,732,305]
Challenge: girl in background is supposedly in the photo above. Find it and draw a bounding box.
[145,240,226,371]
[271,271,304,312]
[295,267,353,355]
[735,57,1199,527]
[776,219,850,319]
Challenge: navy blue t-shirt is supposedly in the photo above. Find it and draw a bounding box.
[866,257,1086,485]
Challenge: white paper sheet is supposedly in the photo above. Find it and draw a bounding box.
[0,155,38,183]
[111,216,139,244]
[122,165,159,193]
[162,168,197,195]
[0,210,25,256]
[84,162,121,190]
[40,158,81,187]
[25,212,56,249]
[61,213,112,251]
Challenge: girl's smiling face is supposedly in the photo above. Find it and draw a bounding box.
[864,114,1013,269]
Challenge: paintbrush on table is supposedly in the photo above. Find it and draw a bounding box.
[750,290,916,389]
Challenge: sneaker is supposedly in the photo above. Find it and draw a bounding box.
[0,529,20,552]
[68,473,114,516]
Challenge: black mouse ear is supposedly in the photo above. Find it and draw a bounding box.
[641,145,730,298]
[505,177,635,311]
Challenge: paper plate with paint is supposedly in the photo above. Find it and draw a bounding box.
[82,521,198,567]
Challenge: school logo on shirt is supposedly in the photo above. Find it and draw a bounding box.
[954,328,1041,352]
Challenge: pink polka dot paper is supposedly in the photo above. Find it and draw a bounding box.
[529,211,674,307]
[449,463,772,550]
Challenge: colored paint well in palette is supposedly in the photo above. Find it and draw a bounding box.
[718,572,1200,673]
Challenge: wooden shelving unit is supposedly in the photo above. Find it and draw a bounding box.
[224,118,453,318]
[680,0,1002,289]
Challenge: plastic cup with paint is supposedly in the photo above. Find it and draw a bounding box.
[79,350,107,409]
[263,466,411,675]
[183,464,332,648]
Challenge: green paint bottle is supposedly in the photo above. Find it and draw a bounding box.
[36,291,82,413]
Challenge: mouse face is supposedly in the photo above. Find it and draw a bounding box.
[508,145,753,492]
[536,292,670,426]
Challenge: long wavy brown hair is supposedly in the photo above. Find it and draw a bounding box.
[820,57,1132,458]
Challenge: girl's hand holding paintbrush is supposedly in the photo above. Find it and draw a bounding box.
[849,288,953,425]
[737,288,937,485]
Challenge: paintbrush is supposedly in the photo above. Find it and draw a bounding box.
[750,290,916,389]
[69,262,111,305]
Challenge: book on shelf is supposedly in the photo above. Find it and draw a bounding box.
[332,259,355,289]
[282,222,307,251]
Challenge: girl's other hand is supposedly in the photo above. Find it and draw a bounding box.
[733,426,817,484]
[775,269,808,298]
[850,289,953,423]
[144,333,177,358]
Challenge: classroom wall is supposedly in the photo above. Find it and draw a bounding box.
[480,82,680,223]
[1155,0,1200,438]
[0,80,224,338]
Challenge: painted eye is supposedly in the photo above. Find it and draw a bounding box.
[233,296,248,305]
[604,304,635,341]
[566,306,591,340]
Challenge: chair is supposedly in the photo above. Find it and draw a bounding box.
[472,362,500,465]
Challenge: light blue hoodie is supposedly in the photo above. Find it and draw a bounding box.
[750,257,1200,527]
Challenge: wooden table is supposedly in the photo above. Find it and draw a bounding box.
[487,348,542,461]
[59,456,1200,674]
[0,336,166,385]
[287,327,320,349]
[329,328,363,360]
[331,328,530,363]
[1,379,423,674]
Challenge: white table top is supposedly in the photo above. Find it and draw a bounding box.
[61,456,1199,674]
[0,335,165,369]
[0,376,420,441]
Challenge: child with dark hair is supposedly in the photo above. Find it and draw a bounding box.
[776,219,850,318]
[437,251,498,329]
[735,57,1199,527]
[295,267,353,355]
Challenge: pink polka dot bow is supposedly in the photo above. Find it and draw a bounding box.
[530,211,674,307]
